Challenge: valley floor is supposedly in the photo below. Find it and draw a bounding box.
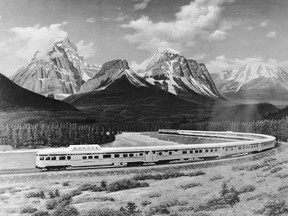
[0,143,287,216]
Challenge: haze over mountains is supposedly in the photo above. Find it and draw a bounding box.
[211,62,288,105]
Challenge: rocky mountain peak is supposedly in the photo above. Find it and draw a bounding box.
[11,37,100,99]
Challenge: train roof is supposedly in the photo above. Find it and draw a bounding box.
[36,133,275,155]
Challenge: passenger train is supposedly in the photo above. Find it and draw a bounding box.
[35,130,276,171]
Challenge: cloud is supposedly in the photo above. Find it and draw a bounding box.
[10,22,68,60]
[190,53,207,61]
[116,12,129,22]
[75,40,96,58]
[207,55,264,73]
[0,41,9,53]
[247,26,254,31]
[209,29,227,40]
[134,0,151,11]
[207,55,288,73]
[102,16,110,21]
[266,31,277,38]
[122,0,236,52]
[260,20,269,27]
[86,17,96,23]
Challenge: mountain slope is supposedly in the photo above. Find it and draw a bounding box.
[11,37,100,99]
[131,48,222,102]
[212,62,288,104]
[0,73,78,112]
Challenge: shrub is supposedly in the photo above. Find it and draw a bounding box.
[26,191,46,199]
[78,183,100,191]
[146,205,170,216]
[141,200,151,206]
[148,192,161,198]
[46,199,58,210]
[278,185,288,191]
[210,175,224,182]
[83,208,125,216]
[238,185,256,194]
[120,202,140,215]
[57,194,72,207]
[63,182,70,187]
[100,180,107,188]
[254,200,288,216]
[133,172,185,181]
[187,170,206,177]
[32,210,50,216]
[48,191,55,199]
[54,189,60,197]
[69,189,82,197]
[270,167,283,174]
[51,206,79,216]
[107,179,149,192]
[20,206,38,214]
[181,183,202,190]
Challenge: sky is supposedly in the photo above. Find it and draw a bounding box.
[0,0,288,77]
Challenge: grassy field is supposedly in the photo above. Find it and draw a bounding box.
[0,143,287,216]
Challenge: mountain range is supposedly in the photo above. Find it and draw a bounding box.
[211,62,288,105]
[6,36,288,121]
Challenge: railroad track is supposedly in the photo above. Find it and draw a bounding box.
[0,144,281,177]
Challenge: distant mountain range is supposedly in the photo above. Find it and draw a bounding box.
[211,62,288,105]
[11,37,100,100]
[0,73,77,112]
[7,35,288,121]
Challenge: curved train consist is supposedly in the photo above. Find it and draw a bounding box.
[35,130,276,171]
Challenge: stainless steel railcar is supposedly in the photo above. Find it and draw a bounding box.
[35,130,276,170]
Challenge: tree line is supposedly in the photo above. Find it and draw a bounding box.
[0,121,172,149]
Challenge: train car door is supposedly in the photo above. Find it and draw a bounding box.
[144,151,158,163]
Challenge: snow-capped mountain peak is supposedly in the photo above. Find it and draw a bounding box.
[131,49,221,100]
[12,36,100,99]
[211,60,288,104]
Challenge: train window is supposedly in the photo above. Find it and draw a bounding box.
[182,151,187,154]
[169,152,172,155]
[205,149,209,153]
[67,156,71,160]
[123,154,128,157]
[139,153,143,156]
[103,155,111,158]
[115,154,120,158]
[199,150,202,153]
[152,151,156,154]
[239,147,241,150]
[195,150,198,153]
[45,157,50,160]
[59,156,65,160]
[190,150,193,153]
[94,156,99,159]
[51,157,56,160]
[88,156,93,159]
[40,157,44,160]
[129,153,134,157]
[83,156,87,160]
[210,149,213,152]
[226,148,228,151]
